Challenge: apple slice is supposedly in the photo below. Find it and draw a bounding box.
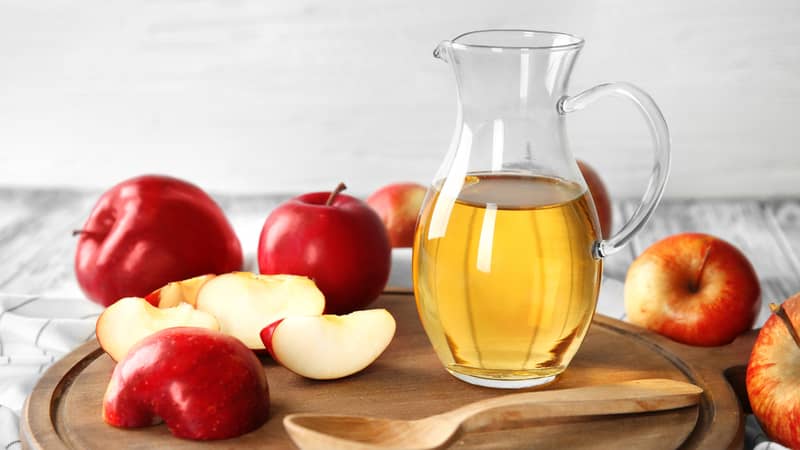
[96,297,219,362]
[195,272,325,350]
[144,274,216,307]
[260,309,396,380]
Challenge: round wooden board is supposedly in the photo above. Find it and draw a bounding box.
[21,291,756,450]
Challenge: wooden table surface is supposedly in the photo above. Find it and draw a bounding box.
[2,187,799,326]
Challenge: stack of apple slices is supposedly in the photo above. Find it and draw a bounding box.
[96,272,396,380]
[96,297,219,362]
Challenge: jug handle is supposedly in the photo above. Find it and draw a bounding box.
[558,82,671,258]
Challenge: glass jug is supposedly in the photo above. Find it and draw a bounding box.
[412,30,670,389]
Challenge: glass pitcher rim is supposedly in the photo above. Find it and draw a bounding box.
[449,29,584,52]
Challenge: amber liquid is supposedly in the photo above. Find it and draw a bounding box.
[413,173,602,383]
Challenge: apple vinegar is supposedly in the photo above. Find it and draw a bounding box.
[412,173,602,383]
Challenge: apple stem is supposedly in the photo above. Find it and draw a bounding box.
[325,182,347,206]
[770,302,800,350]
[690,244,713,293]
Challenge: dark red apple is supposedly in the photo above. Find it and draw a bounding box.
[747,297,800,448]
[102,327,269,440]
[75,175,243,307]
[366,182,427,248]
[624,233,761,346]
[257,183,391,314]
[577,160,612,238]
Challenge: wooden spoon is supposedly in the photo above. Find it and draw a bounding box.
[283,378,702,450]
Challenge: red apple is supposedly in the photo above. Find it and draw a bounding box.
[577,160,612,238]
[260,309,396,380]
[366,182,427,248]
[96,296,219,361]
[624,233,761,346]
[747,297,800,448]
[102,327,269,440]
[258,183,391,314]
[75,175,243,307]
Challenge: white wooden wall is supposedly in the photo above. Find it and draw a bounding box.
[1,0,798,198]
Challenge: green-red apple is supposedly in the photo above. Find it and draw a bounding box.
[747,295,800,448]
[366,182,427,248]
[624,233,760,346]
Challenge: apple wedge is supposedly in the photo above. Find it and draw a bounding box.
[260,309,396,380]
[96,297,219,362]
[144,274,216,308]
[195,272,325,350]
[103,327,269,440]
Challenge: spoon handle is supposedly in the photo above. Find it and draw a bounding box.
[445,378,702,433]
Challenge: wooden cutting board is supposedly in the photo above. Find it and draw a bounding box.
[21,291,756,449]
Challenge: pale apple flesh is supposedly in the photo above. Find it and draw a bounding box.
[96,297,219,362]
[624,233,760,346]
[261,309,396,380]
[144,274,216,308]
[195,272,325,350]
[102,327,270,440]
[747,294,800,448]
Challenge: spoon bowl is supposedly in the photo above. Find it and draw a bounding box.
[283,378,703,450]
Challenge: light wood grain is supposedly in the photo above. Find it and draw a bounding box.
[1,1,799,197]
[21,293,758,450]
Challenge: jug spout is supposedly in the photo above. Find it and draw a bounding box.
[433,40,451,63]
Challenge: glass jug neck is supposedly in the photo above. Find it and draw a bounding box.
[437,31,582,119]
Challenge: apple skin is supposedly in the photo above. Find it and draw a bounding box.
[746,293,800,448]
[257,190,391,314]
[260,309,396,380]
[577,160,612,238]
[624,233,760,346]
[102,327,269,440]
[366,182,427,248]
[75,175,243,307]
[260,318,283,359]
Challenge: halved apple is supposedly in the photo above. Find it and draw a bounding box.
[96,297,219,361]
[144,274,216,308]
[195,272,325,350]
[260,309,396,380]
